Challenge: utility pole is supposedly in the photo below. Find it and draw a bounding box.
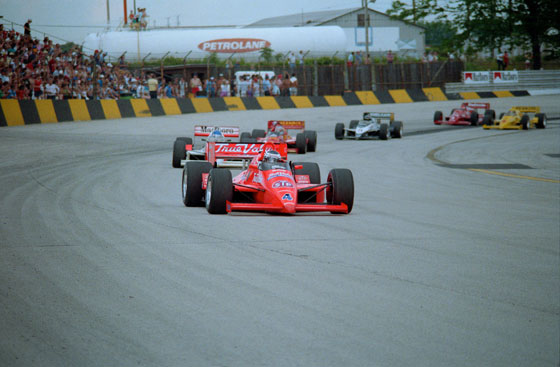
[106,0,111,29]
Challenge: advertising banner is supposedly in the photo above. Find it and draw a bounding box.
[463,71,490,84]
[493,70,519,83]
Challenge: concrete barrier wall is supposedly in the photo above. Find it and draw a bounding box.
[0,88,531,127]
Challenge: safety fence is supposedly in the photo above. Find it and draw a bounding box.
[0,88,530,127]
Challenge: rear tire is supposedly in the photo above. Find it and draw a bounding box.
[349,120,359,129]
[379,123,390,140]
[327,169,354,214]
[335,123,345,140]
[240,132,252,142]
[482,114,493,126]
[535,113,547,129]
[485,109,496,120]
[470,111,478,126]
[294,162,321,203]
[434,111,443,124]
[304,130,317,152]
[182,161,212,207]
[252,129,266,139]
[295,133,307,154]
[205,168,233,214]
[391,121,403,138]
[173,139,188,168]
[521,114,530,130]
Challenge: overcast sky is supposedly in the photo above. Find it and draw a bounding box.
[0,0,400,44]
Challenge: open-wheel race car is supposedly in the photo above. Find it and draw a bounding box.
[434,102,495,126]
[335,112,403,140]
[240,120,317,154]
[483,106,547,130]
[181,141,354,215]
[172,125,241,168]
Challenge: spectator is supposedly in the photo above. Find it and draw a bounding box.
[44,78,58,99]
[496,50,504,70]
[24,19,32,38]
[281,73,290,96]
[525,53,532,70]
[289,73,298,96]
[289,52,296,72]
[262,74,271,96]
[355,51,362,65]
[386,50,394,64]
[347,52,354,67]
[190,73,202,97]
[503,50,509,70]
[298,50,304,66]
[147,73,158,99]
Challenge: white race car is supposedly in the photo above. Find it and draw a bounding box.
[172,126,241,168]
[335,112,403,140]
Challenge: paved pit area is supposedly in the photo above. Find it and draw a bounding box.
[1,95,559,366]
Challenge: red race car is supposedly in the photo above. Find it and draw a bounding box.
[241,120,317,154]
[182,141,353,215]
[434,102,495,126]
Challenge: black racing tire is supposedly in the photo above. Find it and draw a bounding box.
[349,120,359,129]
[304,130,317,152]
[205,168,233,214]
[295,133,307,154]
[335,123,345,140]
[470,110,478,126]
[485,109,496,120]
[173,139,187,168]
[293,162,320,183]
[379,123,390,140]
[434,110,443,124]
[240,132,252,142]
[327,169,354,214]
[182,161,212,207]
[294,162,321,203]
[251,129,266,139]
[482,114,493,126]
[391,120,403,138]
[535,113,547,129]
[521,114,530,130]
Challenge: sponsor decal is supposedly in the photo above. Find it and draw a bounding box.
[252,172,263,183]
[463,71,490,84]
[268,120,305,129]
[272,180,294,188]
[215,143,262,155]
[198,38,271,53]
[282,193,293,201]
[195,125,239,136]
[366,112,393,119]
[295,175,310,184]
[267,171,293,180]
[493,70,518,83]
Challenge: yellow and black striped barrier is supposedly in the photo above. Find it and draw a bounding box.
[0,88,530,127]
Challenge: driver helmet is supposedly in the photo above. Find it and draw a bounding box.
[208,128,224,141]
[263,150,282,163]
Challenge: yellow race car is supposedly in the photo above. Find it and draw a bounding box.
[483,106,547,130]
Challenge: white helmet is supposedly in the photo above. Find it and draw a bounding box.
[263,150,282,163]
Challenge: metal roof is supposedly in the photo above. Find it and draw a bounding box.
[245,7,362,28]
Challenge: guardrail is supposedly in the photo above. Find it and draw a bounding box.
[445,70,560,93]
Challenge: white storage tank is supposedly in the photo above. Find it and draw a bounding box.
[83,26,347,61]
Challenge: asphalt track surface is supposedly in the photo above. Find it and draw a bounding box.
[1,95,559,367]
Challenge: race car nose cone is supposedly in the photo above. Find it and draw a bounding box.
[282,201,296,213]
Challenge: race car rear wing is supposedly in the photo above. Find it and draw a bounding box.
[194,125,240,141]
[462,102,490,110]
[206,141,288,168]
[268,120,305,130]
[363,112,394,120]
[511,106,540,113]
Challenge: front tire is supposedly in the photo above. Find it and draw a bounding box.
[182,161,212,207]
[295,133,307,154]
[304,130,317,152]
[470,111,478,126]
[172,138,190,168]
[379,123,390,140]
[521,114,530,130]
[205,168,233,214]
[535,113,547,129]
[391,121,403,138]
[482,113,493,126]
[327,169,354,214]
[434,111,443,124]
[335,123,345,140]
[252,129,266,139]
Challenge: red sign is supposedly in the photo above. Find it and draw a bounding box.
[198,38,271,53]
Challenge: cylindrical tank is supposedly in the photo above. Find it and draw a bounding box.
[83,26,347,61]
